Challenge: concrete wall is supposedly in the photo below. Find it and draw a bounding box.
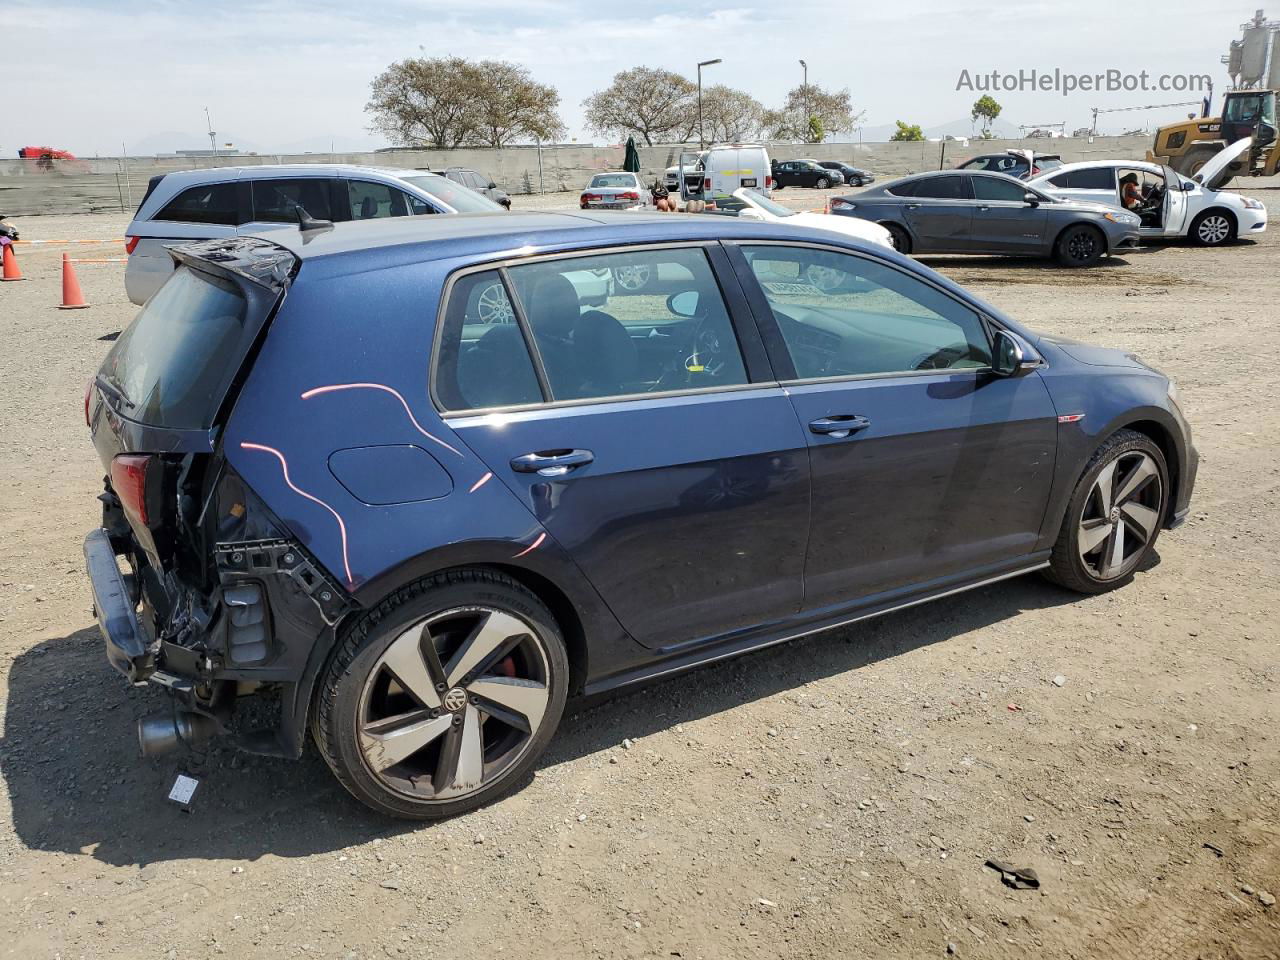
[0,136,1153,217]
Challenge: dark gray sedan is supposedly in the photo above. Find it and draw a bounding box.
[828,170,1142,266]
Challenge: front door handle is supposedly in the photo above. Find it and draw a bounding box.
[906,203,921,210]
[809,415,871,439]
[510,449,594,477]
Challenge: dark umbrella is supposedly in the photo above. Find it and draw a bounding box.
[623,136,641,173]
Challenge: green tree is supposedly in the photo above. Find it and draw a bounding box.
[763,84,860,141]
[699,85,765,142]
[890,121,926,142]
[366,57,565,149]
[583,67,697,145]
[970,94,1002,138]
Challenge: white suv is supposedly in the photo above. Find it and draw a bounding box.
[123,165,501,305]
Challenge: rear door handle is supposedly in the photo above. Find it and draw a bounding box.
[510,449,594,477]
[808,415,871,439]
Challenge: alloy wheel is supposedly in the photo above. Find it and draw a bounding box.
[1197,214,1231,245]
[1067,230,1099,263]
[477,282,514,324]
[1077,451,1163,580]
[613,264,652,292]
[357,607,551,802]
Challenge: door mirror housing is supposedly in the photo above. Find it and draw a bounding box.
[667,290,700,318]
[1023,192,1040,207]
[991,330,1041,377]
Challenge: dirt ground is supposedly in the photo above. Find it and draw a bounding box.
[1,189,1279,960]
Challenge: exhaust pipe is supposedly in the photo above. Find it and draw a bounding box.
[137,711,219,758]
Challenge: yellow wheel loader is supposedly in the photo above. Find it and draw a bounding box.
[1147,90,1279,187]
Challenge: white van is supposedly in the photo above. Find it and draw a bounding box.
[680,144,771,202]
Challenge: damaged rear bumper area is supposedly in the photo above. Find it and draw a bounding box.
[83,528,352,760]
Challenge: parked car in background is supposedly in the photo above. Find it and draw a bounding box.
[828,170,1142,266]
[957,150,1063,180]
[665,150,706,192]
[580,172,651,210]
[816,161,875,186]
[1027,140,1266,247]
[729,187,893,249]
[123,165,502,305]
[696,143,772,200]
[443,167,511,209]
[772,159,839,189]
[83,211,1197,820]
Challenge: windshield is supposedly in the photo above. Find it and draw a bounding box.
[400,175,500,213]
[100,266,248,429]
[1224,93,1272,124]
[738,189,796,218]
[589,174,637,188]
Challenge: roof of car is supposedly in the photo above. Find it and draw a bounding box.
[246,210,886,267]
[157,164,445,184]
[1034,159,1164,177]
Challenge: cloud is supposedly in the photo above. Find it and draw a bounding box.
[0,0,1236,156]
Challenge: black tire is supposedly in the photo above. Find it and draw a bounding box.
[1044,429,1169,595]
[883,222,912,254]
[816,177,831,189]
[845,174,858,185]
[1054,224,1105,267]
[314,568,569,819]
[1188,209,1237,247]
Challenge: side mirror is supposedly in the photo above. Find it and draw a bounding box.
[1181,180,1197,191]
[991,330,1041,377]
[488,182,498,190]
[1023,192,1040,207]
[667,291,700,318]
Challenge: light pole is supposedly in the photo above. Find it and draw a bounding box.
[697,58,722,150]
[799,59,808,139]
[205,106,218,160]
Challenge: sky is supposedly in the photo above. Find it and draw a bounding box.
[0,0,1255,156]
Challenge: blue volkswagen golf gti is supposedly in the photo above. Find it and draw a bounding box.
[84,212,1197,818]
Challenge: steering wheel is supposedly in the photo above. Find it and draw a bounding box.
[909,342,970,371]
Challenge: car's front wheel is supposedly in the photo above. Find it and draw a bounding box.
[1045,429,1168,594]
[1054,224,1105,267]
[315,569,569,819]
[1189,210,1236,246]
[816,177,831,189]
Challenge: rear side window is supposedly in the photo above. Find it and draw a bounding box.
[911,176,970,200]
[435,271,541,411]
[348,180,414,219]
[99,266,248,428]
[156,182,240,226]
[886,180,919,197]
[972,176,1027,202]
[252,178,333,222]
[1061,168,1118,190]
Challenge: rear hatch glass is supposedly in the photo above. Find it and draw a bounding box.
[100,265,248,429]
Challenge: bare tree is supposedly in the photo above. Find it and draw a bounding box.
[583,67,697,145]
[367,57,480,149]
[699,85,765,142]
[366,57,566,149]
[763,84,861,141]
[470,61,566,147]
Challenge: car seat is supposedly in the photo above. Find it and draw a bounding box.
[572,310,638,397]
[456,325,541,409]
[359,196,378,219]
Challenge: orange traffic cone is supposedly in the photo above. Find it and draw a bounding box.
[59,253,89,309]
[1,242,24,281]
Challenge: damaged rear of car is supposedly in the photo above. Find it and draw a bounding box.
[84,236,351,760]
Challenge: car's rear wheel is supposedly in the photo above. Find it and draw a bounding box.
[883,223,912,253]
[1054,224,1105,267]
[1189,210,1236,246]
[1045,429,1168,594]
[315,569,569,819]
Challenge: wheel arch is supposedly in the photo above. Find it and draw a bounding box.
[1115,418,1181,525]
[1051,219,1106,253]
[1192,205,1238,238]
